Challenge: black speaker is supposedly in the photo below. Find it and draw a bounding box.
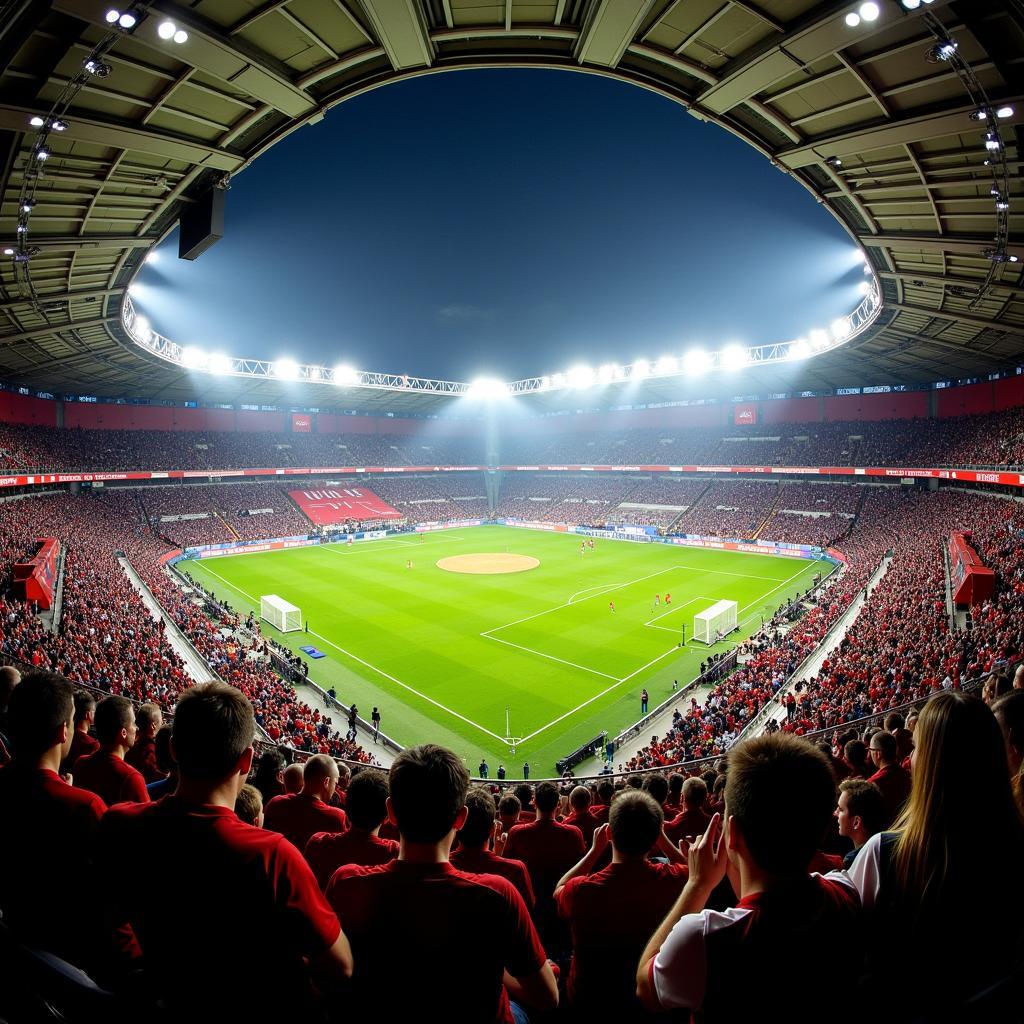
[178,188,225,261]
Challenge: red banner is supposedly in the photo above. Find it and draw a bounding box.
[948,532,995,606]
[13,537,59,610]
[289,487,401,525]
[291,413,311,433]
[734,403,757,426]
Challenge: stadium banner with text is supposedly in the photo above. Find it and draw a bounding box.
[289,487,402,525]
[499,519,572,533]
[291,413,312,433]
[414,519,485,532]
[734,403,758,426]
[182,526,402,559]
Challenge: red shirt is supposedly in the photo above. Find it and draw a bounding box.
[563,807,602,846]
[557,860,687,1011]
[61,729,98,775]
[326,860,546,1023]
[263,792,348,855]
[450,846,536,909]
[74,750,150,806]
[305,828,398,889]
[0,765,106,965]
[868,763,912,827]
[665,806,711,845]
[125,734,166,784]
[98,797,340,1018]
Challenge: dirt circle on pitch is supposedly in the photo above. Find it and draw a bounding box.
[436,553,540,575]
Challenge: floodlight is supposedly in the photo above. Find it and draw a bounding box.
[996,199,1009,211]
[597,363,617,383]
[29,115,44,127]
[144,251,158,264]
[809,328,829,349]
[209,353,232,374]
[3,247,14,256]
[119,12,137,29]
[467,377,508,400]
[51,119,67,131]
[16,224,26,233]
[35,148,49,160]
[901,0,921,8]
[106,9,120,22]
[333,364,358,385]
[540,375,551,390]
[181,346,207,369]
[83,59,111,76]
[845,12,860,28]
[831,318,852,340]
[790,339,811,359]
[158,19,176,39]
[631,358,651,381]
[996,106,1014,119]
[826,156,842,168]
[858,280,871,296]
[568,364,595,389]
[655,355,678,375]
[859,2,879,22]
[552,372,566,388]
[720,344,747,371]
[273,358,299,381]
[685,348,713,375]
[127,283,141,297]
[133,315,149,335]
[173,29,188,43]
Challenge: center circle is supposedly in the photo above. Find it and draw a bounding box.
[436,553,540,575]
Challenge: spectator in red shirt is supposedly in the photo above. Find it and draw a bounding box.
[283,761,303,794]
[637,734,861,1023]
[866,730,911,826]
[251,747,285,805]
[835,779,885,869]
[556,790,688,1017]
[665,772,684,812]
[843,738,870,779]
[504,780,586,950]
[514,782,536,821]
[125,702,166,783]
[60,687,98,775]
[885,711,914,764]
[665,777,712,845]
[73,695,149,806]
[451,787,535,909]
[98,681,352,1019]
[326,744,558,1022]
[0,671,108,969]
[305,768,398,889]
[331,760,351,808]
[563,785,602,845]
[498,792,521,835]
[264,753,348,855]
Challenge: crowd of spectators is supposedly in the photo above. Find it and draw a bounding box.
[371,474,490,523]
[673,480,781,539]
[0,490,373,764]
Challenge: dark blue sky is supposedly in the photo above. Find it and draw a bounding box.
[134,69,864,382]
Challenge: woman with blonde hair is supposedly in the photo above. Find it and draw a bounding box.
[847,691,1024,1016]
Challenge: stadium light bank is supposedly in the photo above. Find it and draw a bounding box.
[121,278,881,398]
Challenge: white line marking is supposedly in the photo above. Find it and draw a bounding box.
[187,563,509,745]
[483,634,619,680]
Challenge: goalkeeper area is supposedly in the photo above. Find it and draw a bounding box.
[180,526,827,770]
[693,599,738,645]
[261,594,301,633]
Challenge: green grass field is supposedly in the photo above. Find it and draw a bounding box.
[180,526,823,773]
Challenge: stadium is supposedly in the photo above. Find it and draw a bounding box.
[0,1,1022,1021]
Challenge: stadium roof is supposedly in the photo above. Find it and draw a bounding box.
[0,0,1022,417]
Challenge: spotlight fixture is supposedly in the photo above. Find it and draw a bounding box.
[831,318,852,341]
[158,19,188,43]
[809,329,830,350]
[969,109,988,122]
[83,59,112,76]
[719,345,746,372]
[655,355,678,376]
[845,12,861,27]
[16,223,27,233]
[34,148,49,160]
[858,281,871,295]
[21,200,34,213]
[826,156,843,168]
[927,38,957,61]
[983,248,1018,264]
[568,364,596,389]
[144,251,158,264]
[996,199,1009,212]
[467,377,508,400]
[28,115,44,127]
[181,346,208,370]
[51,119,68,131]
[272,358,299,381]
[105,9,119,22]
[790,339,811,359]
[685,348,713,375]
[859,2,879,21]
[631,358,651,381]
[3,247,14,256]
[984,133,1001,151]
[173,29,188,44]
[901,0,921,8]
[119,12,137,29]
[333,365,358,386]
[996,105,1014,119]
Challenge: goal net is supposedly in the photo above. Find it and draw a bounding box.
[260,594,301,633]
[693,599,738,645]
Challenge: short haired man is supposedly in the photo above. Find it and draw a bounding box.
[331,760,351,808]
[866,729,911,827]
[282,760,304,794]
[843,738,870,778]
[637,734,861,1023]
[498,793,522,835]
[835,779,886,868]
[451,787,535,909]
[514,782,535,821]
[74,695,149,805]
[326,744,557,1022]
[665,777,711,845]
[264,753,348,854]
[555,790,688,1016]
[98,681,351,1018]
[0,671,107,966]
[504,780,585,948]
[125,702,167,783]
[59,687,98,775]
[145,726,177,799]
[234,782,264,826]
[563,785,602,846]
[305,769,398,889]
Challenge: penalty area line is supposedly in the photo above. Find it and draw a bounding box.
[481,633,619,681]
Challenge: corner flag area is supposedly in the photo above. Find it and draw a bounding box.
[182,525,824,769]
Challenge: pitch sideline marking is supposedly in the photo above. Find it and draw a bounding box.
[191,563,508,745]
[483,634,619,680]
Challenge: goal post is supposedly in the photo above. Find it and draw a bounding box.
[260,594,302,633]
[693,599,738,645]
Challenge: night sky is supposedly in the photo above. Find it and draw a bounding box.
[133,69,865,383]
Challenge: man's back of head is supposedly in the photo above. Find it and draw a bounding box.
[643,773,669,805]
[458,786,497,849]
[389,744,469,843]
[94,695,135,750]
[6,671,73,761]
[609,790,663,858]
[136,702,162,737]
[534,781,559,816]
[283,762,304,793]
[72,688,95,728]
[514,782,533,809]
[345,769,389,831]
[725,733,836,877]
[869,729,898,766]
[302,753,339,798]
[682,776,708,810]
[0,665,21,710]
[172,681,255,782]
[569,785,592,812]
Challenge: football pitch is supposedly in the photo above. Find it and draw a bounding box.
[180,526,824,773]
